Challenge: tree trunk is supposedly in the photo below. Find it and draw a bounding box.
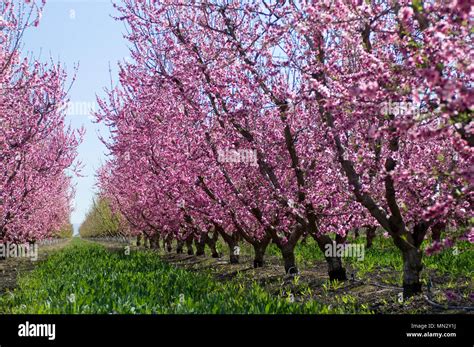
[335,233,347,244]
[0,239,5,261]
[315,234,347,281]
[252,237,270,268]
[194,237,206,256]
[227,236,239,264]
[218,234,239,264]
[136,235,142,247]
[402,248,423,297]
[186,237,194,255]
[253,244,265,268]
[281,243,298,275]
[176,240,184,254]
[366,226,376,249]
[391,223,427,297]
[215,226,239,264]
[327,256,346,281]
[205,232,220,258]
[165,235,173,252]
[354,228,360,239]
[430,222,444,242]
[151,234,160,250]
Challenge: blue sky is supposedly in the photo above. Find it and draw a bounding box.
[22,0,130,227]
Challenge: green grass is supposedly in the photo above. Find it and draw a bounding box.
[288,236,471,276]
[4,236,468,314]
[0,239,371,314]
[235,235,473,283]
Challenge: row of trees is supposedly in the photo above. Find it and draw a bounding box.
[1,1,80,244]
[94,0,472,296]
[79,198,124,238]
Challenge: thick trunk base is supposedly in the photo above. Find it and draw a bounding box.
[150,235,160,250]
[284,264,298,275]
[252,240,269,268]
[328,268,347,281]
[253,259,264,268]
[186,238,194,255]
[402,248,423,298]
[403,283,422,297]
[229,254,239,264]
[213,225,239,264]
[205,233,220,258]
[354,228,360,239]
[315,235,347,281]
[136,235,142,247]
[366,226,376,249]
[176,240,184,254]
[195,238,206,256]
[224,236,239,264]
[431,222,444,242]
[282,249,298,275]
[327,255,347,281]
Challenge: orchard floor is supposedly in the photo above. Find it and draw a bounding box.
[0,239,70,294]
[0,237,472,314]
[95,237,473,314]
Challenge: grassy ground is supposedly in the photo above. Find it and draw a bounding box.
[0,236,472,314]
[142,235,473,314]
[0,239,70,294]
[0,239,371,314]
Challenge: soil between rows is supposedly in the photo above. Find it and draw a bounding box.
[0,240,71,295]
[92,239,474,314]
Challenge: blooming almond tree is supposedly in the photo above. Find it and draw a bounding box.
[287,0,472,295]
[0,0,81,245]
[99,0,382,279]
[96,0,471,293]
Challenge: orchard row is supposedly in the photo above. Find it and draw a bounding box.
[1,1,80,245]
[89,1,473,297]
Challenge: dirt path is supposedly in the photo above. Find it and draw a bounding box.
[0,239,71,294]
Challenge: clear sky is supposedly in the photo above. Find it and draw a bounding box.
[21,0,130,227]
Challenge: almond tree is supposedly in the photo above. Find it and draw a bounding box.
[289,0,472,295]
[0,0,81,245]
